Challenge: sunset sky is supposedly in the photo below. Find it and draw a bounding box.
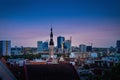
[0,0,120,47]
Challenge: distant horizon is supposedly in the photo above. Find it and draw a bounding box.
[0,0,120,48]
[1,36,118,48]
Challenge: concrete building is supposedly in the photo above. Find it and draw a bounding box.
[37,41,49,53]
[57,36,65,50]
[79,44,87,53]
[90,52,98,58]
[0,40,11,56]
[116,40,120,53]
[69,52,89,58]
[23,47,37,54]
[43,41,49,51]
[86,46,92,52]
[11,46,22,55]
[37,41,43,53]
[64,40,71,53]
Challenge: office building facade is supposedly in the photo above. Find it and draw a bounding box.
[86,46,92,52]
[64,40,71,53]
[57,36,65,49]
[43,41,49,51]
[79,44,87,53]
[37,41,43,53]
[116,40,120,53]
[0,40,11,56]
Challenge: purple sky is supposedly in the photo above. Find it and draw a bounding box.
[0,0,120,47]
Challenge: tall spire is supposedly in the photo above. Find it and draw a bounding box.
[49,27,54,45]
[49,27,54,58]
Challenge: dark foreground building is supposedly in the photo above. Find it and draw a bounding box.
[117,40,120,53]
[24,64,80,80]
[1,58,80,80]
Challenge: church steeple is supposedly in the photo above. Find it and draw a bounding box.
[49,27,54,45]
[49,27,54,58]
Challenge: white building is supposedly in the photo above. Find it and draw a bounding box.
[90,52,98,58]
[0,40,11,56]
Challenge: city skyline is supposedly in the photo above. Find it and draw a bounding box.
[0,0,120,47]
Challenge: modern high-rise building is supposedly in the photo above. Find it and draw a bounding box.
[0,40,11,56]
[57,36,65,49]
[79,44,87,53]
[37,41,43,53]
[116,40,120,53]
[64,40,71,53]
[49,28,54,58]
[86,46,92,52]
[43,41,49,51]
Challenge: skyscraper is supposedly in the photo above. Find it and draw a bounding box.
[116,40,120,53]
[49,28,54,58]
[37,41,43,53]
[0,40,11,56]
[57,36,65,49]
[79,44,87,53]
[43,41,49,51]
[64,40,71,53]
[86,46,92,52]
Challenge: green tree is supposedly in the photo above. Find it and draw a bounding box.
[103,63,120,80]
